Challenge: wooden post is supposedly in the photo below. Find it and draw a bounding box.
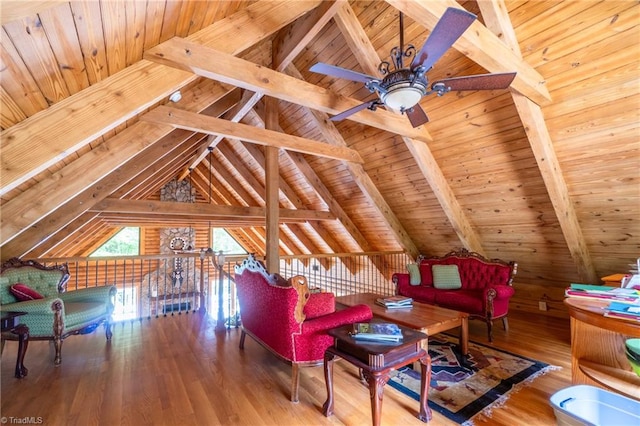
[215,251,226,331]
[265,96,280,273]
[198,250,207,314]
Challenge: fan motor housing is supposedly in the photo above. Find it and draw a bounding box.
[379,69,428,110]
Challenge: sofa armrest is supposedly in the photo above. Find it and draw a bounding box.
[304,292,335,319]
[301,304,372,334]
[0,297,63,315]
[392,273,412,296]
[60,285,117,304]
[484,285,515,300]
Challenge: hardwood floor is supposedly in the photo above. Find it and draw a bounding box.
[1,310,572,425]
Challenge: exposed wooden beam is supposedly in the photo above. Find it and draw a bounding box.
[0,80,230,246]
[181,90,265,179]
[89,199,335,222]
[177,87,244,180]
[4,131,205,260]
[402,136,485,254]
[0,0,323,195]
[143,37,432,142]
[142,106,364,164]
[331,3,485,255]
[96,213,307,226]
[385,0,551,105]
[272,0,346,72]
[478,0,597,282]
[248,106,368,253]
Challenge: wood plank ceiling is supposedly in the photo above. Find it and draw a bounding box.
[1,1,638,314]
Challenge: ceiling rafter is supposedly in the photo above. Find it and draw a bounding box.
[0,79,230,248]
[477,0,597,282]
[21,131,207,259]
[143,37,432,143]
[142,106,364,164]
[385,0,551,105]
[285,65,420,259]
[90,199,335,222]
[0,0,324,196]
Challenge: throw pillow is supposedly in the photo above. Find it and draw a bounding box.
[432,265,462,289]
[406,263,421,285]
[10,283,44,301]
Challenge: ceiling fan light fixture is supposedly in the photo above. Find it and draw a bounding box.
[381,83,425,110]
[378,69,427,110]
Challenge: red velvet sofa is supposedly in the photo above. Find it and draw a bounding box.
[392,248,517,341]
[234,254,372,403]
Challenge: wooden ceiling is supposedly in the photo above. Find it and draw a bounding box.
[1,1,638,304]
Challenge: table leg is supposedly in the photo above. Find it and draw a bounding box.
[12,324,29,378]
[322,351,337,417]
[459,317,469,356]
[418,353,432,422]
[363,370,390,426]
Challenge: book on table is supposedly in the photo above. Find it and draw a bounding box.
[351,322,403,342]
[375,296,413,309]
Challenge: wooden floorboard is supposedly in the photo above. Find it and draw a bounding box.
[1,309,572,425]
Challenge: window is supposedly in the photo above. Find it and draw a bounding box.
[212,228,247,255]
[91,227,140,257]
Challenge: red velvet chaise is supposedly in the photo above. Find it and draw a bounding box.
[234,254,372,402]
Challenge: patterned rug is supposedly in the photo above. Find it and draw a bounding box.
[388,335,559,425]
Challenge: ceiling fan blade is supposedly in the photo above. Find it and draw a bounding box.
[411,8,476,72]
[432,72,517,91]
[310,62,376,84]
[330,101,377,122]
[405,104,429,128]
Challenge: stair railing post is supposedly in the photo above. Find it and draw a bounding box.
[215,251,226,331]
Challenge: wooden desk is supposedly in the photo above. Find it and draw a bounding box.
[564,298,640,400]
[1,311,29,378]
[323,324,431,426]
[336,292,469,356]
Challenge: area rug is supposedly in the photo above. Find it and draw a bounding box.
[388,335,559,425]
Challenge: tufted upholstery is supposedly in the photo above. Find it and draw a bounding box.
[1,258,117,365]
[234,254,372,403]
[393,248,517,342]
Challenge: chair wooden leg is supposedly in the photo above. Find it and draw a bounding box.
[239,330,246,349]
[105,320,113,340]
[291,363,300,403]
[53,337,62,365]
[502,317,509,332]
[487,320,493,343]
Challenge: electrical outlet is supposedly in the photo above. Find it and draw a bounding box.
[538,301,548,311]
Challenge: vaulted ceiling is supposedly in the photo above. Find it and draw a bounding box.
[1,1,638,300]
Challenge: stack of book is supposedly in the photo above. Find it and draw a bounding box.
[604,301,640,322]
[565,283,640,323]
[375,295,413,309]
[351,322,403,342]
[564,283,640,303]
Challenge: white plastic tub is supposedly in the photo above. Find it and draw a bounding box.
[550,385,640,426]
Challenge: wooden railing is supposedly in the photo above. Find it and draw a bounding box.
[35,251,411,327]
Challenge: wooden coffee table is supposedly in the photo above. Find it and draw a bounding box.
[336,292,469,357]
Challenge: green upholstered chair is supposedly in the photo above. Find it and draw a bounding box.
[0,258,117,365]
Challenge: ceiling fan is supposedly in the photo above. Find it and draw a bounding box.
[310,7,517,128]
